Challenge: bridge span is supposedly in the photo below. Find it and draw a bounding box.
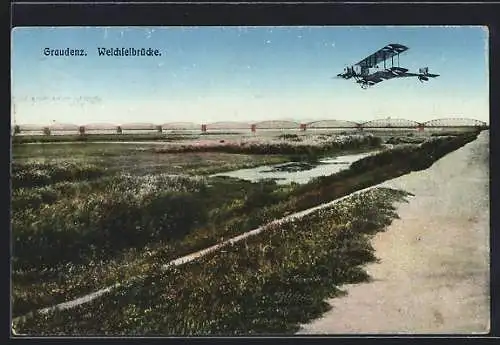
[13,117,488,136]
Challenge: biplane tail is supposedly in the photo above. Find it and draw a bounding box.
[419,67,439,77]
[417,67,439,82]
[336,66,355,79]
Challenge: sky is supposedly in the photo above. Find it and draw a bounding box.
[11,26,489,126]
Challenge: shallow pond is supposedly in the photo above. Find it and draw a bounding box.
[211,151,378,185]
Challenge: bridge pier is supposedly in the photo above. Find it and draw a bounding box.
[300,123,307,131]
[79,126,86,135]
[251,124,256,133]
[201,124,207,133]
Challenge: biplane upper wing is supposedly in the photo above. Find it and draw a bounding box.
[355,44,409,68]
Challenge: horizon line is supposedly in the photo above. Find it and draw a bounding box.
[12,116,489,129]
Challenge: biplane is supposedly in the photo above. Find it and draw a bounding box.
[336,43,440,89]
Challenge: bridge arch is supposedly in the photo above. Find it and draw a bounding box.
[161,122,200,130]
[307,119,359,128]
[17,124,46,131]
[423,118,487,127]
[84,123,118,130]
[119,123,157,130]
[254,120,300,129]
[48,123,80,131]
[361,118,420,128]
[206,121,251,130]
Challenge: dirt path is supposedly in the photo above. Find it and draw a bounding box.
[297,131,490,334]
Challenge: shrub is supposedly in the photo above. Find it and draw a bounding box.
[277,134,302,141]
[12,162,105,189]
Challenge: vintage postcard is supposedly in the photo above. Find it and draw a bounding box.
[11,26,489,336]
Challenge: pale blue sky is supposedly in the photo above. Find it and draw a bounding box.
[11,26,489,125]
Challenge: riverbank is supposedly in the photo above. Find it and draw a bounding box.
[13,187,413,335]
[297,130,490,334]
[12,136,383,316]
[12,131,483,334]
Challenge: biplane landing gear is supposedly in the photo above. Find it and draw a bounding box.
[418,75,429,83]
[361,83,369,89]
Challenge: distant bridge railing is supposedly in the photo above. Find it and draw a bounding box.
[12,117,488,136]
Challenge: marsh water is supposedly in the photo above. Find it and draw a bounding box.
[211,151,378,184]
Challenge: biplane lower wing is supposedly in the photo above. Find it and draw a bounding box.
[359,67,409,85]
[360,67,439,86]
[392,71,440,80]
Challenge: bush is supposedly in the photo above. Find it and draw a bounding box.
[277,134,302,141]
[12,162,105,189]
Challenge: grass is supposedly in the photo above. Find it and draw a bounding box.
[12,133,198,144]
[12,131,255,144]
[11,161,106,189]
[12,143,291,176]
[11,131,480,320]
[13,187,412,335]
[148,133,382,155]
[11,176,297,316]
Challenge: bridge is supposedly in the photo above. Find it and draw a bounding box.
[12,117,488,136]
[423,118,487,128]
[307,120,359,129]
[361,118,421,129]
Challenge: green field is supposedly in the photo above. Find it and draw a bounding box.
[14,187,412,335]
[12,135,381,315]
[13,143,291,176]
[11,131,481,334]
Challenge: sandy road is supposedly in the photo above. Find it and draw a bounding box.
[297,131,490,335]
